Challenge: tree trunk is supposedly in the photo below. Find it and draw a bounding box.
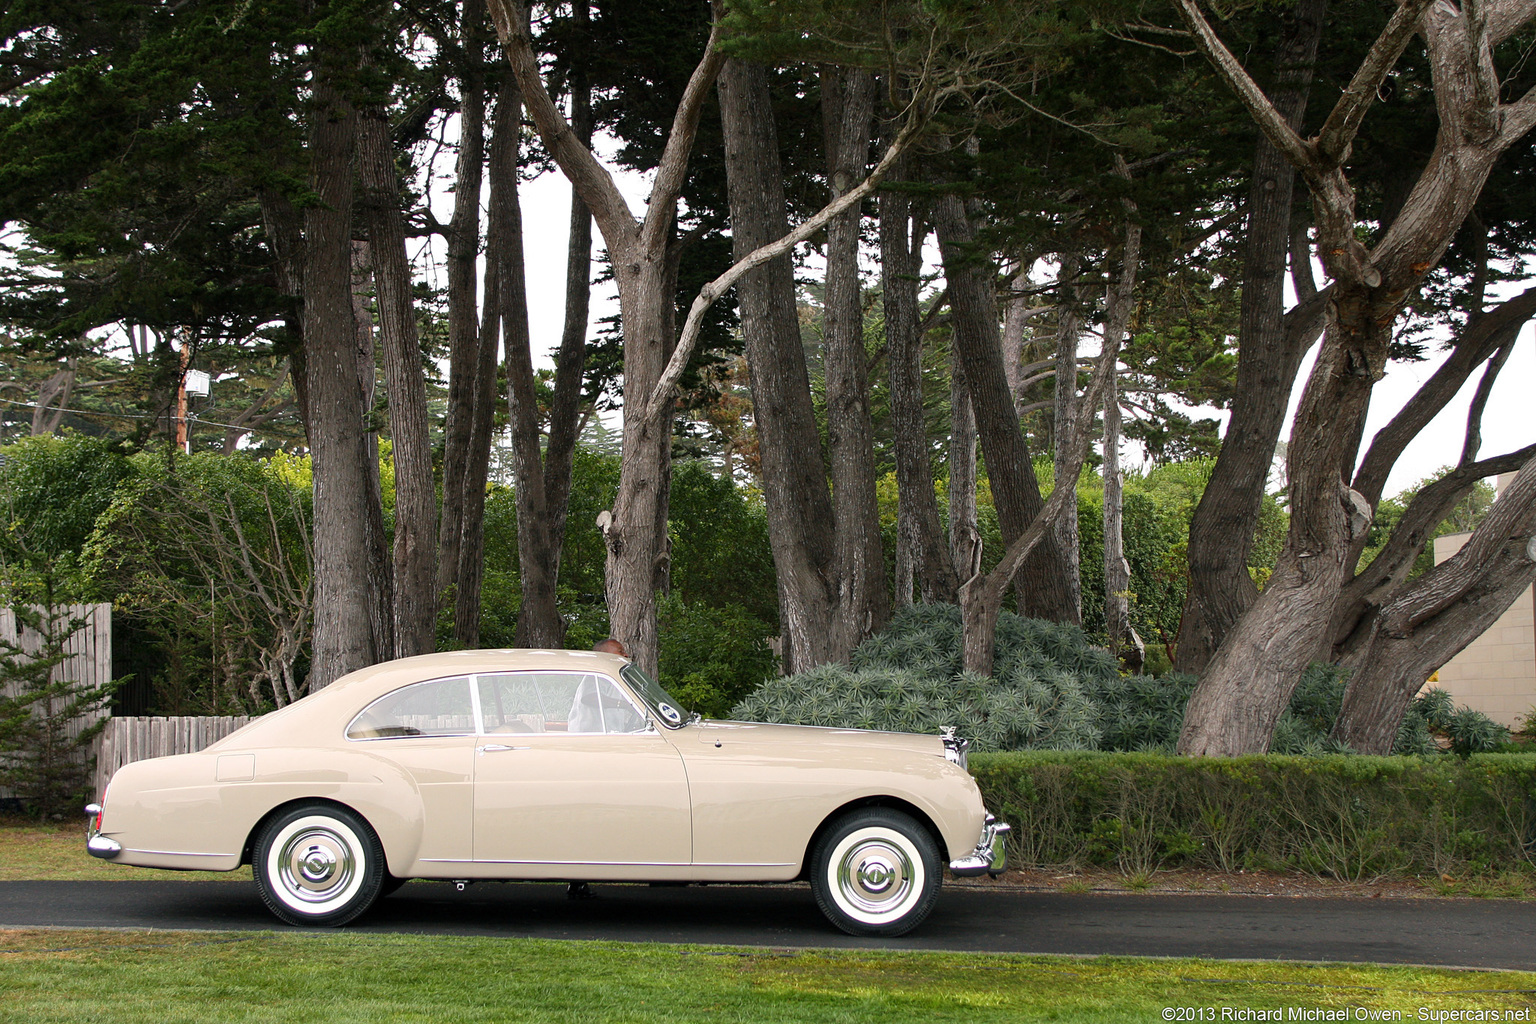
[932,194,1078,623]
[350,241,395,665]
[358,103,438,659]
[882,181,957,605]
[303,68,377,688]
[1000,268,1034,415]
[1051,251,1083,622]
[1176,0,1536,752]
[820,66,889,652]
[949,342,978,584]
[717,58,837,672]
[437,0,487,614]
[490,0,725,676]
[1176,0,1325,674]
[603,255,676,675]
[455,77,519,647]
[539,0,595,605]
[496,73,565,650]
[31,358,76,435]
[1101,179,1143,669]
[1330,458,1536,753]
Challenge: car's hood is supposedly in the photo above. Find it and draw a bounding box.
[691,719,946,759]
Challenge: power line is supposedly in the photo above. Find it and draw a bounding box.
[0,396,303,437]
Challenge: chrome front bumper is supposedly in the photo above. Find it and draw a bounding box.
[84,803,121,860]
[948,813,1010,877]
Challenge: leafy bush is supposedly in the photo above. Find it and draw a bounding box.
[971,751,1536,880]
[733,603,1508,756]
[656,594,777,718]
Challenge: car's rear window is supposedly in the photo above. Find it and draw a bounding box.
[346,676,475,739]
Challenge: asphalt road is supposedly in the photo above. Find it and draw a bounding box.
[2,879,1533,969]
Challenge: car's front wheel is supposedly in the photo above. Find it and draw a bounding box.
[254,802,385,927]
[810,808,940,936]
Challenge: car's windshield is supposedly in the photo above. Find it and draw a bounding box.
[619,664,690,729]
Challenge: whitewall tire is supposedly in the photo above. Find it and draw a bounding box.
[811,808,941,936]
[254,803,385,927]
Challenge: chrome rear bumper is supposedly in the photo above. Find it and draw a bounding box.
[87,834,122,859]
[948,813,1010,877]
[85,802,121,860]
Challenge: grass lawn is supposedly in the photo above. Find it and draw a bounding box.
[0,817,249,882]
[1,929,1534,1024]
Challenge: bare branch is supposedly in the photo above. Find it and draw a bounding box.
[1380,452,1536,636]
[486,0,638,250]
[1484,0,1536,45]
[639,115,925,423]
[1459,333,1517,465]
[1498,82,1536,145]
[1171,0,1314,171]
[641,16,728,252]
[1314,0,1438,165]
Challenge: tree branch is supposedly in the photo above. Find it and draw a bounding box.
[486,0,638,250]
[1498,83,1536,145]
[641,17,728,252]
[1314,0,1438,165]
[638,115,925,424]
[1459,333,1516,465]
[1380,453,1536,636]
[1171,0,1314,171]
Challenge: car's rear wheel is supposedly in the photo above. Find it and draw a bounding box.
[254,802,385,927]
[810,808,940,936]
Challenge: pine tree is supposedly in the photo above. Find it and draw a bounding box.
[0,564,115,819]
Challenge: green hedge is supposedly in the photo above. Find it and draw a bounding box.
[970,751,1536,881]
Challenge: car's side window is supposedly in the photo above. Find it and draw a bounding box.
[477,672,649,735]
[347,677,476,739]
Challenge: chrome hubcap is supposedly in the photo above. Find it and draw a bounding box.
[837,838,914,916]
[278,827,355,904]
[857,856,896,892]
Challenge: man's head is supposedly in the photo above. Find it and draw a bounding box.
[593,637,628,658]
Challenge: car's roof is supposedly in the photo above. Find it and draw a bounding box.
[329,648,632,690]
[213,649,637,751]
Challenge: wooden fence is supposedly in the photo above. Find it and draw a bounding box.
[1,603,113,803]
[93,715,255,800]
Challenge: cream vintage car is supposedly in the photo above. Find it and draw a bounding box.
[85,649,1008,936]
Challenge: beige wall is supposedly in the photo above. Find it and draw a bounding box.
[1429,474,1536,729]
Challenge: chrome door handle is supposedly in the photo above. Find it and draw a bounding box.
[476,744,526,754]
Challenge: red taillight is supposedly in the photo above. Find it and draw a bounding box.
[93,808,103,832]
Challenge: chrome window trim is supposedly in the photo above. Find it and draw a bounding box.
[346,669,658,742]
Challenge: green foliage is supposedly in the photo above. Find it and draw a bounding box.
[972,751,1536,881]
[0,559,116,819]
[81,448,312,714]
[735,604,1507,756]
[656,594,777,719]
[0,433,132,596]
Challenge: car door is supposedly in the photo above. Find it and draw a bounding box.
[470,671,692,871]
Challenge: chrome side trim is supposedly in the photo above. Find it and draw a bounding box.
[948,814,1010,877]
[87,835,122,859]
[420,858,795,868]
[122,848,232,859]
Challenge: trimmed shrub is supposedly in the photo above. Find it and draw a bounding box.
[970,751,1536,880]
